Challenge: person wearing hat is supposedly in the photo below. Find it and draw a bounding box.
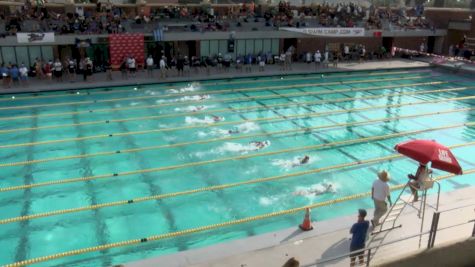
[371,170,392,227]
[349,209,369,267]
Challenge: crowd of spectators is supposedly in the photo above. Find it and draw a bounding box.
[0,1,436,36]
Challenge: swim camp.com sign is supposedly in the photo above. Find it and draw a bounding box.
[280,27,365,37]
[17,32,55,43]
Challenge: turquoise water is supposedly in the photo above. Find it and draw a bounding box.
[1,68,475,266]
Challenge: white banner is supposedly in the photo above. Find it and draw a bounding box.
[280,27,365,37]
[17,32,55,43]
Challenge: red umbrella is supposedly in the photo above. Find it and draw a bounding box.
[394,139,463,175]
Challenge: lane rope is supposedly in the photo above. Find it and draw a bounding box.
[0,80,448,122]
[4,168,474,267]
[0,70,421,102]
[1,141,473,225]
[0,75,435,111]
[0,85,467,149]
[0,106,473,168]
[1,121,473,193]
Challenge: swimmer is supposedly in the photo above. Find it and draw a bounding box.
[192,105,205,112]
[228,129,240,134]
[291,155,310,167]
[249,140,270,150]
[300,155,310,164]
[293,183,335,196]
[199,95,209,100]
[212,115,224,122]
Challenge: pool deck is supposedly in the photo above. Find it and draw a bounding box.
[125,185,475,267]
[0,59,429,95]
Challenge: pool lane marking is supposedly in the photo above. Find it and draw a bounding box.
[0,75,435,111]
[0,70,422,102]
[0,81,447,134]
[1,106,470,168]
[1,121,473,193]
[0,86,471,149]
[1,141,473,224]
[4,168,474,267]
[1,123,473,226]
[0,80,445,123]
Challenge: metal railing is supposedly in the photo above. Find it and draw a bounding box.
[311,203,475,267]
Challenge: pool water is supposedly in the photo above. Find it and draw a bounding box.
[1,68,475,266]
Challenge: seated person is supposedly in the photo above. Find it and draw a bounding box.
[408,163,433,202]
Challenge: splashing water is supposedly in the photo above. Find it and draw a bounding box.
[167,82,201,94]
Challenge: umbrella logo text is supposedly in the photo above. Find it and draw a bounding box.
[438,149,453,163]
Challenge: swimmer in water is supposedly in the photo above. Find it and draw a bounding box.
[250,141,270,150]
[199,95,209,100]
[293,183,335,196]
[291,155,310,167]
[192,105,205,112]
[228,129,240,134]
[212,115,223,122]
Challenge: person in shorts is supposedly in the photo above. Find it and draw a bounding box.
[350,209,369,267]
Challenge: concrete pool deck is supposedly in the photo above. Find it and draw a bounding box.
[0,59,429,95]
[125,185,475,267]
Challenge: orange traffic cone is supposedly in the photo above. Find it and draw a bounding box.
[299,208,313,231]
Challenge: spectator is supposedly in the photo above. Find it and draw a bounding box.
[146,55,154,78]
[10,64,19,86]
[350,209,369,267]
[19,63,29,85]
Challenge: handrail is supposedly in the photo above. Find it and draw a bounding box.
[315,212,475,266]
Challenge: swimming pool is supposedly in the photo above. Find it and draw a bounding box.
[1,68,475,266]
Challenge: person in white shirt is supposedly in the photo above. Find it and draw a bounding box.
[305,52,312,63]
[323,50,329,68]
[159,56,167,79]
[314,50,321,69]
[128,56,136,77]
[344,45,350,60]
[371,170,392,226]
[146,55,154,77]
[279,52,285,71]
[19,63,28,84]
[53,59,63,81]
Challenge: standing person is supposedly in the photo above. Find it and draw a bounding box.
[305,51,312,64]
[44,61,52,81]
[10,64,19,86]
[349,209,370,267]
[35,58,44,79]
[344,44,350,61]
[314,50,321,69]
[85,57,93,81]
[1,63,10,88]
[120,57,128,79]
[176,55,184,77]
[279,51,285,71]
[146,55,154,78]
[323,50,329,68]
[19,63,29,85]
[332,51,339,68]
[53,59,63,82]
[67,58,76,82]
[128,56,136,78]
[159,56,167,79]
[184,56,191,76]
[371,170,392,227]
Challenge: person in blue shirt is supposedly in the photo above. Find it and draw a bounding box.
[10,65,19,85]
[350,209,369,267]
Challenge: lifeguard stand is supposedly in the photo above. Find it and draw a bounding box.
[366,172,441,260]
